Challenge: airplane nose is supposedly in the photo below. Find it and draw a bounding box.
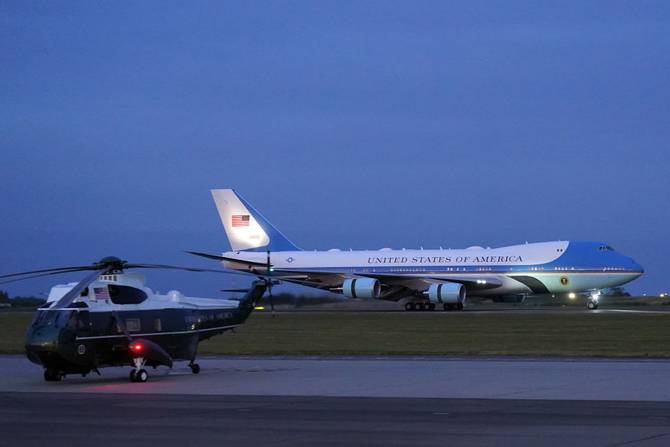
[631,259,644,276]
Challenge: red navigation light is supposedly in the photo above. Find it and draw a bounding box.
[130,342,143,353]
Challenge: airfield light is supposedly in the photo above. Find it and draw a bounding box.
[568,293,576,300]
[255,306,265,311]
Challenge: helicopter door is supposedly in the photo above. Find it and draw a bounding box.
[76,310,92,337]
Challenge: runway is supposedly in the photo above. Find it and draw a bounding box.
[3,392,670,447]
[3,356,670,446]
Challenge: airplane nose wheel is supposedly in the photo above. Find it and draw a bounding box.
[587,300,599,310]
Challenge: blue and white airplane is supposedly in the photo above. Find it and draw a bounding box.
[191,189,644,311]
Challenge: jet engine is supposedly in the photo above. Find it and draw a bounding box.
[427,283,465,304]
[342,278,381,299]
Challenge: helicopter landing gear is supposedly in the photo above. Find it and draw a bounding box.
[44,368,63,382]
[189,361,201,374]
[130,357,148,383]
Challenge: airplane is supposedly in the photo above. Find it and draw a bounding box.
[189,189,644,311]
[0,256,268,382]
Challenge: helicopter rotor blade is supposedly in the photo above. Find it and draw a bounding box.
[0,268,94,285]
[0,265,98,280]
[51,267,113,309]
[112,311,131,341]
[124,263,228,274]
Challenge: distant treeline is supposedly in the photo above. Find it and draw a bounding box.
[240,292,342,307]
[0,290,46,308]
[0,289,339,309]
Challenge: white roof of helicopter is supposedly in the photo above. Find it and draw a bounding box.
[45,272,243,311]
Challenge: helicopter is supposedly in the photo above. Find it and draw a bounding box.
[0,256,273,383]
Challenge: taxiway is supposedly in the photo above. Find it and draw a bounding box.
[3,355,670,446]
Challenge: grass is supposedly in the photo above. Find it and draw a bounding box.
[0,313,31,354]
[3,311,670,357]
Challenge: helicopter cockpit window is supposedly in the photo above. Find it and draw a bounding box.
[107,285,148,305]
[31,310,55,327]
[58,311,77,329]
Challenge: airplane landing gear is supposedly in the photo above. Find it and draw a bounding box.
[443,303,464,311]
[404,301,436,311]
[404,301,460,311]
[587,291,601,310]
[587,300,599,310]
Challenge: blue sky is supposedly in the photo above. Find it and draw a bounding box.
[1,1,669,297]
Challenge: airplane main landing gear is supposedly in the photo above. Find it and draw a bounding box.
[404,301,461,311]
[404,302,436,311]
[443,303,464,311]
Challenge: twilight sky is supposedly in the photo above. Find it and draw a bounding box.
[1,1,669,298]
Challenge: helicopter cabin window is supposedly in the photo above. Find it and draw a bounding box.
[125,318,141,332]
[107,285,148,305]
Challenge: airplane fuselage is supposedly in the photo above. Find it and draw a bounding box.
[222,240,643,297]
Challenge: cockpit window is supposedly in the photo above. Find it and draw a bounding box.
[108,285,147,305]
[598,245,614,251]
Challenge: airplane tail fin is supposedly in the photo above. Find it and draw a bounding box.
[210,189,301,252]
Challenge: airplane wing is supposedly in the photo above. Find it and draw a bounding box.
[269,268,503,300]
[355,272,503,290]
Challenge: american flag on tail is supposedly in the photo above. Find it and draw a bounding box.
[231,214,250,227]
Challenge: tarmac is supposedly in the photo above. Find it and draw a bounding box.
[2,355,670,446]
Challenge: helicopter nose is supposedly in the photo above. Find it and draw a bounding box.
[25,326,59,352]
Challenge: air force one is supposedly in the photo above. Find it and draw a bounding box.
[191,189,644,311]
